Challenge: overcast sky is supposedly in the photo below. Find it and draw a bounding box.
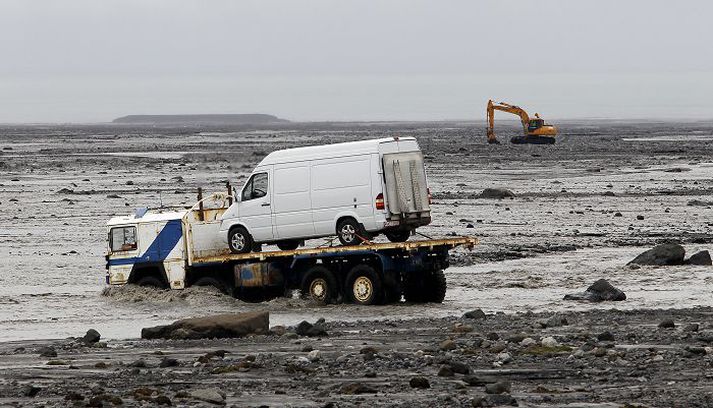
[1,0,711,122]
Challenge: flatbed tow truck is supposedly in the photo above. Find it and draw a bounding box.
[105,192,477,305]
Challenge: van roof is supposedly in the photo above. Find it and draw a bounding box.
[106,210,186,227]
[258,136,418,166]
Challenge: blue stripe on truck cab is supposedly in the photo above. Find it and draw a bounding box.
[108,220,183,266]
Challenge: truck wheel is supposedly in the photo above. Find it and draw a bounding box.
[403,273,427,303]
[385,229,411,243]
[301,266,338,304]
[427,269,447,303]
[193,277,229,295]
[277,240,300,251]
[346,265,382,305]
[228,226,253,254]
[337,218,364,246]
[136,276,166,289]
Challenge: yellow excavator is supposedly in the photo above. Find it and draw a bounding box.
[486,99,558,144]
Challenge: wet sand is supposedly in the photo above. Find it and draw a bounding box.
[1,120,712,406]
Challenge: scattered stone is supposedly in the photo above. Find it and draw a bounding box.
[628,244,685,266]
[82,329,101,344]
[636,215,645,220]
[65,391,85,401]
[141,311,269,340]
[478,188,515,199]
[472,394,518,407]
[438,365,454,377]
[614,212,623,217]
[409,376,430,389]
[541,337,559,348]
[564,279,626,302]
[463,375,498,386]
[597,331,615,341]
[129,359,147,368]
[539,314,568,328]
[21,384,40,397]
[339,382,377,395]
[440,339,457,351]
[683,323,700,332]
[189,388,226,405]
[448,361,470,374]
[659,319,675,329]
[295,318,328,337]
[685,251,712,266]
[520,338,536,347]
[687,200,713,207]
[485,381,511,394]
[463,309,487,320]
[38,346,57,357]
[307,350,321,362]
[159,357,179,368]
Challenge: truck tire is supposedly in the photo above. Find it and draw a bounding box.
[301,266,338,304]
[277,240,300,251]
[403,276,427,303]
[427,269,447,303]
[337,218,365,246]
[345,264,382,305]
[136,276,166,289]
[193,277,229,295]
[385,229,411,243]
[229,226,253,254]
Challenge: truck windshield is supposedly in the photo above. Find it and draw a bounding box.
[241,172,268,201]
[110,226,137,252]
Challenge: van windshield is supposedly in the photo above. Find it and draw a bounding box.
[241,172,268,201]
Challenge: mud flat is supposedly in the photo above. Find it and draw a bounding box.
[2,308,713,407]
[0,120,712,405]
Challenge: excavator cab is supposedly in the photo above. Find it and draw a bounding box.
[527,118,545,132]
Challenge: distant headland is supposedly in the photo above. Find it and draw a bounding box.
[112,114,290,125]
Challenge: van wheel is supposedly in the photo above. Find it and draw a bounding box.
[345,265,382,305]
[277,240,300,251]
[301,266,338,304]
[337,218,365,246]
[193,277,229,294]
[228,226,253,254]
[385,229,411,243]
[136,276,166,289]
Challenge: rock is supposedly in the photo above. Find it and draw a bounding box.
[21,385,40,397]
[438,365,454,377]
[683,323,700,332]
[463,309,487,320]
[448,361,470,374]
[563,279,626,302]
[65,391,85,401]
[141,311,269,340]
[685,251,712,266]
[38,346,57,358]
[339,382,377,394]
[409,376,430,389]
[520,338,536,347]
[295,318,328,337]
[539,314,568,328]
[82,329,101,344]
[496,352,512,364]
[440,339,457,351]
[636,215,645,220]
[159,357,179,368]
[597,331,615,341]
[659,319,675,329]
[189,388,226,405]
[686,346,706,356]
[628,244,685,266]
[472,394,517,407]
[614,212,623,217]
[307,350,321,362]
[463,375,498,386]
[270,325,287,336]
[478,188,515,199]
[687,200,713,207]
[485,381,511,394]
[154,395,172,405]
[129,359,147,368]
[541,337,559,348]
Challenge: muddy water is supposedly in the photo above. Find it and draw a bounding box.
[1,122,712,342]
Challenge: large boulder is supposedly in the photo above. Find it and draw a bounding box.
[141,311,269,340]
[628,244,685,266]
[564,279,626,302]
[478,188,516,199]
[685,250,712,266]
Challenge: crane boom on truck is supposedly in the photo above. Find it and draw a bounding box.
[486,99,558,144]
[105,192,477,306]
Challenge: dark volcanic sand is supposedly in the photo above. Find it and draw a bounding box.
[1,120,713,406]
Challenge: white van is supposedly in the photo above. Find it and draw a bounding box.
[219,136,432,253]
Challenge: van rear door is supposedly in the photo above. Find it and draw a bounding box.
[382,152,430,216]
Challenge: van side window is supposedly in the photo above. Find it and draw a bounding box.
[110,226,137,252]
[241,172,268,201]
